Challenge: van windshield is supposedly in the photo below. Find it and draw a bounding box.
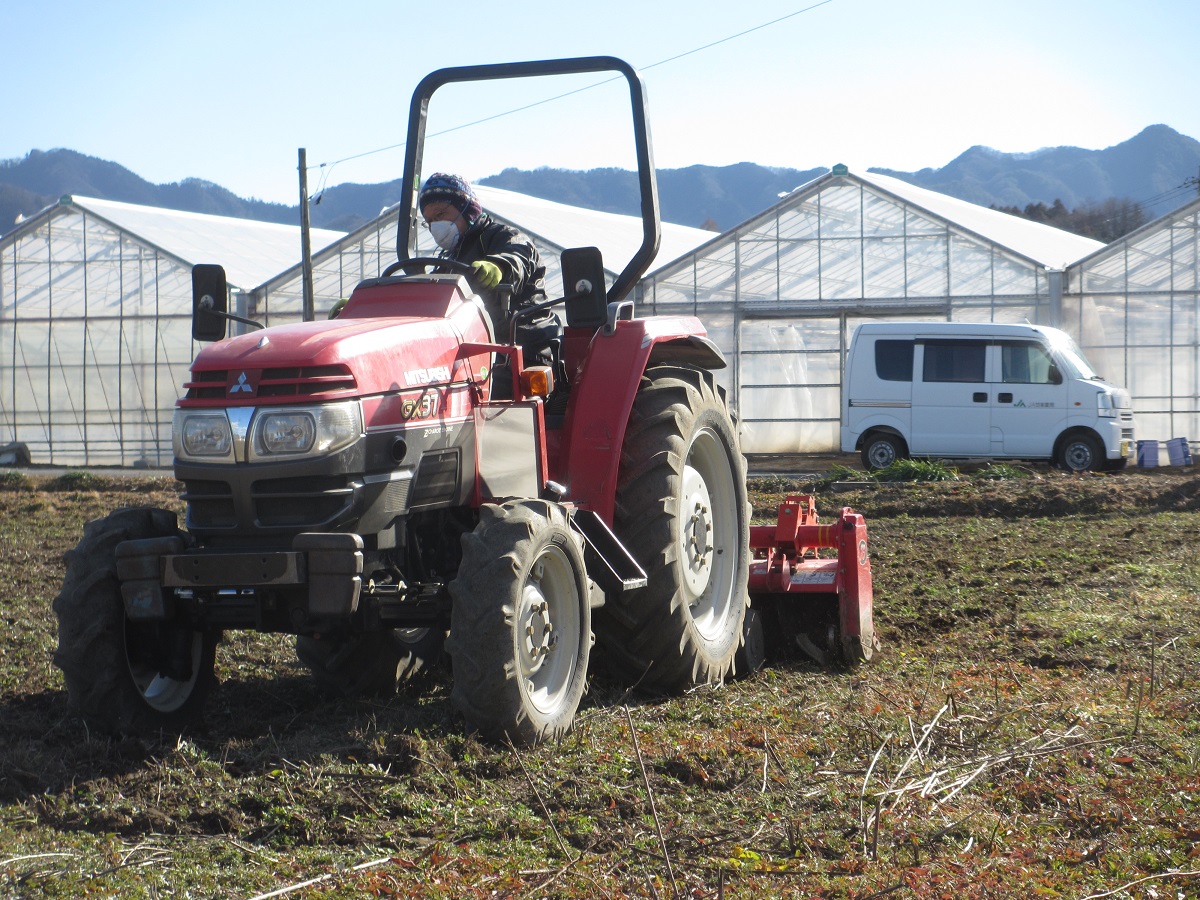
[1047,331,1101,380]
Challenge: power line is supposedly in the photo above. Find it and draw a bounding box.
[308,1,835,191]
[640,0,834,72]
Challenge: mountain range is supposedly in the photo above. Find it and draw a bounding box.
[2,125,1198,240]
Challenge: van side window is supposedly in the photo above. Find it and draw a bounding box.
[922,340,986,383]
[874,340,914,382]
[1000,341,1055,384]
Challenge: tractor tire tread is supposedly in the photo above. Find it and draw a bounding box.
[595,364,749,693]
[446,500,591,746]
[53,507,215,735]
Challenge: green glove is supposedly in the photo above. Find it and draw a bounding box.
[471,259,503,289]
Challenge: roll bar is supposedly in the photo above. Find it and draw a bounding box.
[394,56,661,306]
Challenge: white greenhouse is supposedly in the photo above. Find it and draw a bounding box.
[638,166,1110,453]
[2,173,1198,466]
[0,196,345,466]
[1066,196,1200,444]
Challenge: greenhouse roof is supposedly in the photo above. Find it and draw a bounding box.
[256,185,717,294]
[850,170,1105,268]
[476,185,715,275]
[54,196,347,290]
[1069,193,1200,268]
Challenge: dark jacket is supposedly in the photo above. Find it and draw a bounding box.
[442,214,546,309]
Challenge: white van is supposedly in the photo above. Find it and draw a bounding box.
[841,322,1136,472]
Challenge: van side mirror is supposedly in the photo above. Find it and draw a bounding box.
[1048,363,1063,385]
[560,246,607,329]
[192,264,229,342]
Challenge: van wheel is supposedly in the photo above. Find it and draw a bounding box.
[1058,433,1103,473]
[861,433,905,471]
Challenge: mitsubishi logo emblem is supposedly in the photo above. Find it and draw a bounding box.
[230,372,253,394]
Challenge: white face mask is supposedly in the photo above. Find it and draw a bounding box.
[429,220,461,251]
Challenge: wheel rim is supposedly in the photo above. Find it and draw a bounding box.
[517,543,582,716]
[1064,441,1092,471]
[678,427,738,641]
[126,627,203,714]
[867,439,896,469]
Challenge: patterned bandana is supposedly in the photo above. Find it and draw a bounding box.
[418,173,483,226]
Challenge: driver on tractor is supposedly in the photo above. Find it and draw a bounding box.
[419,173,543,306]
[419,173,561,382]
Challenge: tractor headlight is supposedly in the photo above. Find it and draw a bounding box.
[174,411,234,461]
[249,401,362,461]
[174,402,362,464]
[258,412,316,454]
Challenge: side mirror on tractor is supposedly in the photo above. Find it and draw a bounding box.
[191,264,229,342]
[560,246,608,329]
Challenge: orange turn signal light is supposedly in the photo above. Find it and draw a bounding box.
[520,365,555,399]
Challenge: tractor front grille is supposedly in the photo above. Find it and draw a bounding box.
[258,365,357,398]
[181,479,238,529]
[253,475,353,527]
[182,474,355,532]
[184,365,357,400]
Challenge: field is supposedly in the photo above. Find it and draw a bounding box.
[1,466,1199,899]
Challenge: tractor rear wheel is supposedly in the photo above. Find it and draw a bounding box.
[446,499,592,746]
[598,365,749,690]
[296,627,444,696]
[53,508,217,734]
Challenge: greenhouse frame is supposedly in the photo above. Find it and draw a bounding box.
[1065,197,1200,444]
[0,196,345,467]
[638,166,1111,453]
[2,173,1198,466]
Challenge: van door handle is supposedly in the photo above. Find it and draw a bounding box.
[973,392,987,403]
[998,393,1013,403]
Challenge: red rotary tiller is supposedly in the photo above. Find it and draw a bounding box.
[747,495,876,667]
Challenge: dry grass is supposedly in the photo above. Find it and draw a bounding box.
[1,468,1199,898]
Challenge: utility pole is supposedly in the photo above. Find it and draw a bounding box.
[298,148,315,321]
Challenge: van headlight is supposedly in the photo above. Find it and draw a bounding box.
[1097,392,1117,418]
[249,402,362,461]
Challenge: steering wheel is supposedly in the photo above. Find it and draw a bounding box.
[382,256,475,278]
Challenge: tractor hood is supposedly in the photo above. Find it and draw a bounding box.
[181,310,492,407]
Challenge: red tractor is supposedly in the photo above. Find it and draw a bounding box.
[53,57,874,747]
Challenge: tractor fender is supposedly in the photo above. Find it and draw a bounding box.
[646,334,727,371]
[557,316,725,524]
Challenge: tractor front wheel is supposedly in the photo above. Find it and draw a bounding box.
[598,364,749,691]
[446,500,592,746]
[53,508,217,735]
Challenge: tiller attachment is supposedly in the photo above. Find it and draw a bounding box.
[748,495,876,666]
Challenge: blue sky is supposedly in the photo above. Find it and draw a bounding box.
[4,0,1198,206]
